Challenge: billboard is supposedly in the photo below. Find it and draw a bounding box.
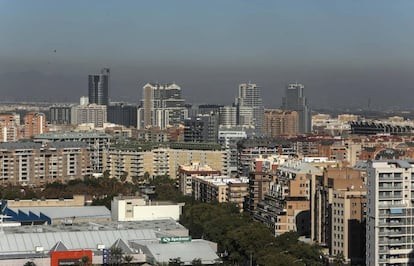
[50,250,93,266]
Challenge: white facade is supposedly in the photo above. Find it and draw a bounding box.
[219,106,238,128]
[111,196,182,222]
[367,160,414,266]
[71,104,107,128]
[218,127,247,176]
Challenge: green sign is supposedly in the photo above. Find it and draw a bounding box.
[160,236,192,243]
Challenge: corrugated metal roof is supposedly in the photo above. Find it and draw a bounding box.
[0,228,157,255]
[146,240,219,264]
[12,206,110,219]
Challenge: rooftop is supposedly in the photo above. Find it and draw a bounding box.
[193,175,249,186]
[0,141,88,150]
[34,131,112,139]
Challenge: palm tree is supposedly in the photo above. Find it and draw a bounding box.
[333,252,345,266]
[110,247,124,265]
[123,254,134,264]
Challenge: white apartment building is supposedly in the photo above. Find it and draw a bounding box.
[367,160,414,266]
[218,127,248,176]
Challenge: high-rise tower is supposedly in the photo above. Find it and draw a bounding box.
[235,82,264,135]
[281,83,311,133]
[88,68,110,106]
[139,82,186,129]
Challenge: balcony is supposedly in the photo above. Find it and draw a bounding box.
[379,229,406,236]
[378,238,405,245]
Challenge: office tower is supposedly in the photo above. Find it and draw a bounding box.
[88,68,110,106]
[71,104,107,128]
[49,105,72,125]
[366,160,414,266]
[235,82,264,135]
[140,82,186,129]
[263,109,299,137]
[281,83,311,133]
[107,103,138,128]
[23,112,47,138]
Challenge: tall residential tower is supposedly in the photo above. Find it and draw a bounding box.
[367,160,414,266]
[138,82,187,129]
[235,82,264,135]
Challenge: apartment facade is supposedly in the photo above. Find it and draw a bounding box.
[0,113,21,142]
[178,162,221,196]
[23,112,48,139]
[71,104,107,128]
[191,175,249,210]
[0,142,91,186]
[366,160,414,266]
[33,131,112,173]
[263,109,299,137]
[103,146,227,181]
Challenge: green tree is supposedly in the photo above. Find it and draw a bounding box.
[103,170,111,178]
[120,171,128,182]
[123,254,134,264]
[143,171,151,181]
[333,252,345,266]
[110,247,123,265]
[131,175,141,185]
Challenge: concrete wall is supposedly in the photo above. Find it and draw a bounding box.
[130,205,180,221]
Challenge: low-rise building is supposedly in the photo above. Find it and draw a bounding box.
[178,162,221,196]
[0,219,218,266]
[192,175,249,210]
[111,196,184,222]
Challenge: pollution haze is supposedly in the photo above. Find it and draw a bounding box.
[1,0,414,109]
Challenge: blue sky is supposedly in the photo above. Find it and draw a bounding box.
[1,0,414,109]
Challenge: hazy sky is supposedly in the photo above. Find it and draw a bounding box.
[1,1,414,109]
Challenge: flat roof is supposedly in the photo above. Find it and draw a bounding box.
[137,239,219,265]
[0,141,88,150]
[34,131,111,139]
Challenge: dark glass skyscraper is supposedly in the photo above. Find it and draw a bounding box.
[281,83,311,133]
[88,68,110,106]
[107,103,138,128]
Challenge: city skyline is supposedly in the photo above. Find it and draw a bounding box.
[1,1,414,109]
